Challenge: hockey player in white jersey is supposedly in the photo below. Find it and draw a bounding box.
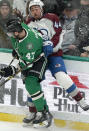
[20,0,89,128]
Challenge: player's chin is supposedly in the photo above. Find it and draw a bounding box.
[34,15,40,20]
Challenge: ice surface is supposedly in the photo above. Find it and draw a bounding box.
[0,121,76,131]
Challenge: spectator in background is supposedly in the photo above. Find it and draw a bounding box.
[0,0,13,48]
[61,0,81,56]
[42,0,67,17]
[13,0,29,17]
[56,0,70,17]
[74,0,89,57]
[42,0,60,16]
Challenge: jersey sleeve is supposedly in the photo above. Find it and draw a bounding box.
[51,15,62,48]
[43,13,62,48]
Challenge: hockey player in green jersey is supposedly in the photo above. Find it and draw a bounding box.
[0,18,53,128]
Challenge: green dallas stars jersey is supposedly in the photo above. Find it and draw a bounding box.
[11,23,43,68]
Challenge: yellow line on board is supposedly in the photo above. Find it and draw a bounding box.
[0,113,89,131]
[54,119,89,131]
[0,113,25,122]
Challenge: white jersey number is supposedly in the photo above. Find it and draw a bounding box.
[26,52,35,60]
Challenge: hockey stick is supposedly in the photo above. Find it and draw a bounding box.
[9,57,15,66]
[0,57,15,80]
[0,53,45,87]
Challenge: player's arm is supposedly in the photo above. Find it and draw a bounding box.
[50,14,62,52]
[12,49,19,59]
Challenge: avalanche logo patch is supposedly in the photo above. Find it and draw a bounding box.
[55,64,61,68]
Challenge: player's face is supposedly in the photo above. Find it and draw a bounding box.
[30,5,42,20]
[7,32,19,39]
[7,30,26,39]
[80,0,89,5]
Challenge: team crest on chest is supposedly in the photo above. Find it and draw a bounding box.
[26,43,33,50]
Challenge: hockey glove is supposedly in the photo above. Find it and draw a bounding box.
[42,34,49,41]
[12,49,19,60]
[0,66,16,77]
[43,40,53,57]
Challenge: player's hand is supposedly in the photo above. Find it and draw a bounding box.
[68,45,76,49]
[43,41,53,57]
[0,66,16,77]
[0,69,5,77]
[80,52,88,57]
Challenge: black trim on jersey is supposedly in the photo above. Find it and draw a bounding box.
[31,91,42,98]
[22,55,47,81]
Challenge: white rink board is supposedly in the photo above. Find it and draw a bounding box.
[0,52,89,124]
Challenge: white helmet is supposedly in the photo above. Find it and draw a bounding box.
[29,0,44,10]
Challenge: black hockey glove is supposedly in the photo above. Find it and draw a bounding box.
[12,50,19,60]
[0,66,16,77]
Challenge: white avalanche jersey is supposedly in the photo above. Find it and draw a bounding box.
[28,17,55,40]
[27,13,63,56]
